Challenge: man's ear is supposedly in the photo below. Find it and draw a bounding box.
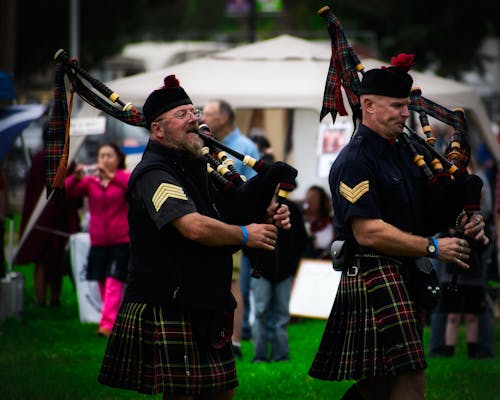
[219,111,229,126]
[362,96,375,114]
[151,123,165,140]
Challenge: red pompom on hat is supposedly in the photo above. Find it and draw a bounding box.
[358,53,414,98]
[142,74,192,128]
[163,74,180,88]
[390,53,415,72]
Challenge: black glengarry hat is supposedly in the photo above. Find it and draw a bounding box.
[143,75,192,128]
[358,53,415,98]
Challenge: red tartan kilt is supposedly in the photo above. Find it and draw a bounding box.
[98,302,238,395]
[309,255,427,381]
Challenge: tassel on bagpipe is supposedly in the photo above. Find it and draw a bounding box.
[46,49,146,196]
[47,49,297,223]
[317,5,483,235]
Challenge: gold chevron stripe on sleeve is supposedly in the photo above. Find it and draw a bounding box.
[152,183,188,212]
[339,180,369,204]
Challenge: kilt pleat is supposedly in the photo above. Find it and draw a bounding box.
[98,302,238,395]
[309,255,426,381]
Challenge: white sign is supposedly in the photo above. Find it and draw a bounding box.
[69,232,102,323]
[289,259,341,319]
[316,116,353,178]
[70,116,106,136]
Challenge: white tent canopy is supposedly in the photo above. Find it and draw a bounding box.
[86,35,331,111]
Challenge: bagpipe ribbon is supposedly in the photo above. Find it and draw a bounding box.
[45,58,71,196]
[318,6,363,122]
[45,50,145,197]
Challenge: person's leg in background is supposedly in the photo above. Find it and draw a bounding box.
[463,285,493,358]
[355,370,425,400]
[97,279,106,335]
[464,313,479,357]
[240,252,253,341]
[428,311,447,356]
[33,262,48,306]
[43,235,69,307]
[444,312,461,356]
[98,276,125,336]
[476,306,495,357]
[44,267,63,307]
[231,251,243,358]
[270,276,293,361]
[251,276,272,362]
[231,278,243,358]
[428,258,449,357]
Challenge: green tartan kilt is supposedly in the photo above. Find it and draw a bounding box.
[98,302,238,395]
[309,255,427,381]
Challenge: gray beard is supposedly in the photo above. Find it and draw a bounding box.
[164,133,203,158]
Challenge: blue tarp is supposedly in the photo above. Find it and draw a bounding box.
[0,104,46,162]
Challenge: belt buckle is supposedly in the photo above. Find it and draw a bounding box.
[346,265,358,276]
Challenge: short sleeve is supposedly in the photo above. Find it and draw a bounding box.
[332,158,382,222]
[134,169,197,230]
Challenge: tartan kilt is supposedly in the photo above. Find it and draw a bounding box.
[98,302,238,395]
[309,255,427,381]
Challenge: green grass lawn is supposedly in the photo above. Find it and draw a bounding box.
[1,263,499,399]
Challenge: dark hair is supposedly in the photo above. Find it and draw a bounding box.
[250,135,271,150]
[307,185,332,218]
[98,142,126,170]
[217,99,235,126]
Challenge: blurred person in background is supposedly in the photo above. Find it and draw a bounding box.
[15,125,81,306]
[65,142,130,336]
[249,133,275,164]
[302,185,334,259]
[247,197,307,362]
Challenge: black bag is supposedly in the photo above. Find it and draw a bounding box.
[189,310,234,349]
[409,258,441,310]
[330,240,354,272]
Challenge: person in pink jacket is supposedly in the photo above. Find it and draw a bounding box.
[66,142,130,337]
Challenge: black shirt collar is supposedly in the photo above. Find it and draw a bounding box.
[357,124,400,156]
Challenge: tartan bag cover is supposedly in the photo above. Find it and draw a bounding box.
[45,53,147,197]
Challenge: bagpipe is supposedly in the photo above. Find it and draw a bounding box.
[46,49,297,222]
[317,5,483,235]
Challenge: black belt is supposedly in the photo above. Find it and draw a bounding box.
[344,254,407,277]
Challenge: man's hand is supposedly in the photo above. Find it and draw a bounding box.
[245,223,278,249]
[458,212,489,245]
[266,202,291,230]
[436,236,471,270]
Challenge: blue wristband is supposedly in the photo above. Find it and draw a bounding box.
[241,226,248,246]
[432,237,439,258]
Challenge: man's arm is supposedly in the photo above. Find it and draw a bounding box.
[351,216,470,269]
[171,212,278,249]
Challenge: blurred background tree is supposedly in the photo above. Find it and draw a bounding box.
[4,0,500,97]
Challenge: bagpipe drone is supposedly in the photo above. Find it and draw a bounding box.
[317,5,483,236]
[45,49,297,223]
